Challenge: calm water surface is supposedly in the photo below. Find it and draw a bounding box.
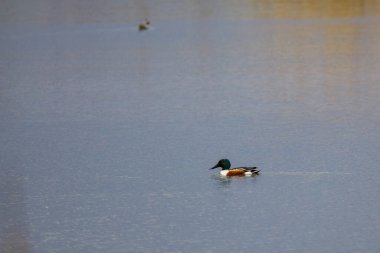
[1,1,380,252]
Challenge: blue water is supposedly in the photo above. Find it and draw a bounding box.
[1,1,380,252]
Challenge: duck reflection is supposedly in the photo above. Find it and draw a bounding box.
[210,174,232,188]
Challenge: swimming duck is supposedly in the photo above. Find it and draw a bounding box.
[138,18,150,31]
[210,159,260,177]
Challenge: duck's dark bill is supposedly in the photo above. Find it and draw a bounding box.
[209,164,219,170]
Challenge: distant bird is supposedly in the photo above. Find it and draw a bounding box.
[138,18,150,31]
[209,159,260,177]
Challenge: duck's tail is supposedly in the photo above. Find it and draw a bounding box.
[243,167,260,175]
[251,167,260,174]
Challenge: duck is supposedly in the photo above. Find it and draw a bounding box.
[209,159,260,177]
[138,18,150,31]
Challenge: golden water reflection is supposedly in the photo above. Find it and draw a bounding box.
[251,17,380,124]
[251,0,380,19]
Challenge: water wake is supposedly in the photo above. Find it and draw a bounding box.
[263,171,352,176]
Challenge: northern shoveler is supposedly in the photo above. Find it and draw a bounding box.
[138,18,150,31]
[209,159,260,177]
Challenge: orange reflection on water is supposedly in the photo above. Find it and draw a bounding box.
[251,0,380,19]
[250,0,380,121]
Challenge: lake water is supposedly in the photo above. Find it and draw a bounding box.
[1,1,380,252]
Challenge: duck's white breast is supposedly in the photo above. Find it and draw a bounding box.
[220,170,229,176]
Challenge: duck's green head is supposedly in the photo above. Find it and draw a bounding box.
[210,159,231,170]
